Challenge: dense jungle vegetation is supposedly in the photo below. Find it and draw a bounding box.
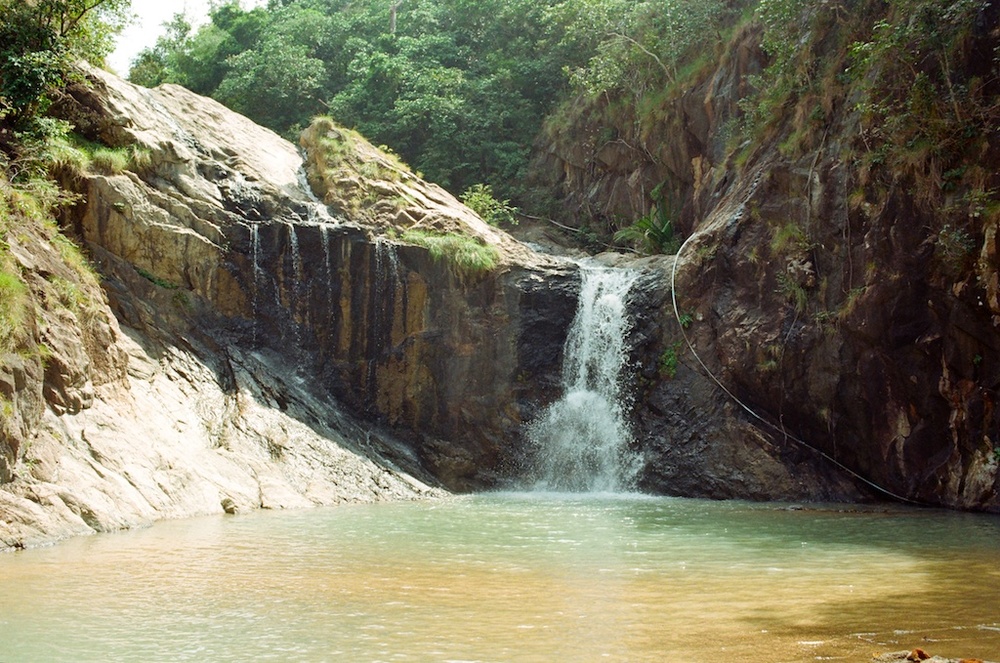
[124,0,998,246]
[2,0,998,252]
[127,0,745,206]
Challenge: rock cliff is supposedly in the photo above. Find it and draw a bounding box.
[531,14,1000,510]
[0,67,578,550]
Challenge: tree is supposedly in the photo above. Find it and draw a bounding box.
[216,38,327,133]
[0,0,128,131]
[553,0,731,97]
[121,0,597,202]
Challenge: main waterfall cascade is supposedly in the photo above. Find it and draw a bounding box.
[527,265,642,492]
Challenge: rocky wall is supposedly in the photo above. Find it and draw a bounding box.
[51,67,579,492]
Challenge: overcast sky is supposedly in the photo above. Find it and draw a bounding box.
[107,0,266,76]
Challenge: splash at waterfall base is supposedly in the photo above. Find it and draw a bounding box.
[526,267,643,493]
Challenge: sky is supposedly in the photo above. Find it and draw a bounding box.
[107,0,266,76]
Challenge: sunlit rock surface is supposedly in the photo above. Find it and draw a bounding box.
[1,67,577,549]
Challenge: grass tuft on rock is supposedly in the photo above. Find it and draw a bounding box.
[400,229,499,277]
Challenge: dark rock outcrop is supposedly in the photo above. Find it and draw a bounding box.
[530,17,1000,510]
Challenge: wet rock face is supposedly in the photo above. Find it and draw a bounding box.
[528,12,1000,510]
[40,67,578,494]
[245,221,580,489]
[622,141,1000,510]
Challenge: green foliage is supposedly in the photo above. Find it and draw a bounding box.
[614,184,679,255]
[935,224,977,277]
[461,184,518,227]
[216,38,327,134]
[89,146,129,175]
[740,0,995,189]
[770,222,810,255]
[46,134,91,173]
[0,2,130,364]
[845,0,993,182]
[614,210,678,255]
[47,275,90,312]
[400,229,499,277]
[755,0,809,62]
[557,0,733,97]
[0,267,28,354]
[0,185,32,353]
[0,0,128,130]
[736,0,815,140]
[127,0,597,203]
[301,116,414,219]
[48,228,94,281]
[658,341,682,379]
[46,132,150,181]
[128,4,269,92]
[776,272,807,313]
[135,266,179,290]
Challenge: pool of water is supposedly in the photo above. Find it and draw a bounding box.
[1,493,998,662]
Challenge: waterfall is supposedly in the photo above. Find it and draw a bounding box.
[374,236,402,300]
[320,225,332,287]
[527,266,641,492]
[372,237,403,343]
[296,165,342,228]
[250,223,263,344]
[285,222,303,284]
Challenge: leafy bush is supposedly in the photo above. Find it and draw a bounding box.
[658,341,683,379]
[614,204,679,255]
[461,184,518,227]
[0,0,128,131]
[561,0,734,97]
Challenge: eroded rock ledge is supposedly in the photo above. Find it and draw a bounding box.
[1,67,580,550]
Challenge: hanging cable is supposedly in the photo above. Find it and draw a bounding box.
[669,230,923,505]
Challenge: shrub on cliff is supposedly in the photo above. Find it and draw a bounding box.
[461,184,518,229]
[0,0,128,134]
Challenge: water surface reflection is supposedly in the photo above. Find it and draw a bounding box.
[1,493,998,662]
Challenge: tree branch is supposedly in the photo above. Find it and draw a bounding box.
[608,31,674,85]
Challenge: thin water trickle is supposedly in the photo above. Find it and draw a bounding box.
[281,221,305,347]
[285,221,302,285]
[374,236,403,310]
[366,237,403,390]
[296,165,341,228]
[320,224,332,285]
[528,265,641,492]
[249,223,263,343]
